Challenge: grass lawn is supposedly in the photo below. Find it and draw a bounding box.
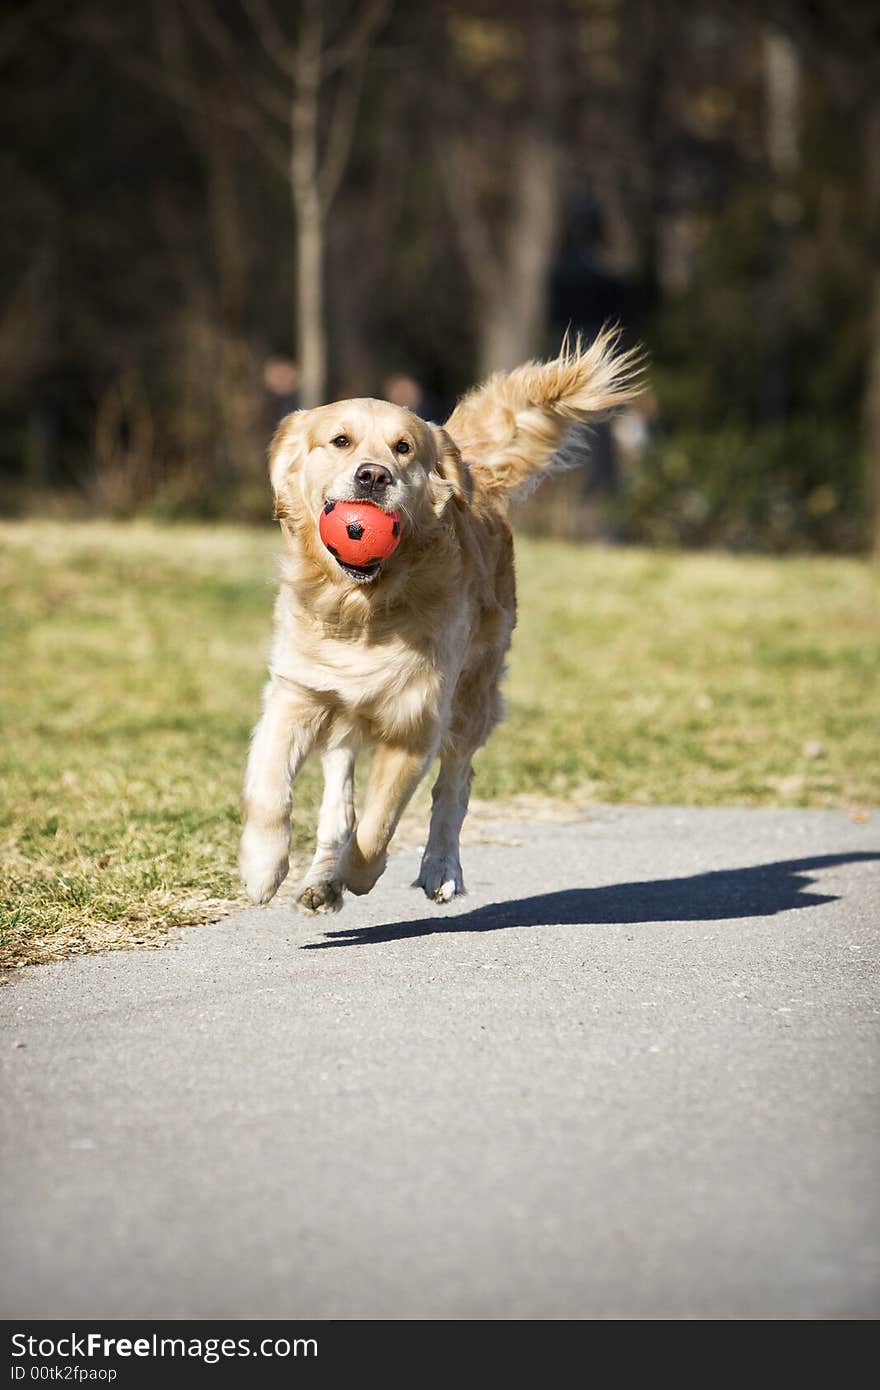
[1,520,877,970]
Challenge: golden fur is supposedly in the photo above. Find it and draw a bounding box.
[240,328,643,911]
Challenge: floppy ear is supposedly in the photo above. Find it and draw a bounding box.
[430,425,472,512]
[269,411,310,519]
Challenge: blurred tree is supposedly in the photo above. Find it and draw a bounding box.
[244,0,391,406]
[0,0,876,550]
[430,0,565,375]
[741,0,880,549]
[93,0,390,408]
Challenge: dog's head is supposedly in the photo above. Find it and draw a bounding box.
[270,398,470,585]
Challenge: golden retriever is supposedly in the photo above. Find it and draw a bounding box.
[240,329,642,912]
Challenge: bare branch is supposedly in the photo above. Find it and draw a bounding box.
[294,0,323,88]
[227,97,291,177]
[290,2,322,194]
[728,0,880,107]
[435,135,502,304]
[322,0,391,77]
[106,45,290,178]
[0,0,57,69]
[79,2,291,178]
[189,0,290,124]
[240,0,298,78]
[318,47,368,210]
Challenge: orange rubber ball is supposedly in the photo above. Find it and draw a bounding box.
[318,500,402,569]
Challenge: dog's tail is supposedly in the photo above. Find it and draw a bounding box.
[444,326,645,505]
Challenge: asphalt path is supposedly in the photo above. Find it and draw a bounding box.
[2,806,878,1319]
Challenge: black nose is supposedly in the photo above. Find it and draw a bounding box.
[355,462,393,495]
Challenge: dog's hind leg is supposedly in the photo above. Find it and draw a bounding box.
[295,745,356,914]
[341,741,433,896]
[416,625,511,903]
[415,747,474,903]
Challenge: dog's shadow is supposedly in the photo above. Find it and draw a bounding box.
[302,851,878,949]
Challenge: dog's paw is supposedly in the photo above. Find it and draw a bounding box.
[295,879,344,915]
[239,824,290,906]
[343,859,386,895]
[415,855,465,904]
[340,839,386,896]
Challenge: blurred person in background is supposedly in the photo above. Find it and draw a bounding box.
[381,373,444,422]
[261,356,301,444]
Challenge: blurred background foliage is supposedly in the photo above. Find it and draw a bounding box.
[0,0,878,552]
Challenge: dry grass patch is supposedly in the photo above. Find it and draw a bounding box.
[1,521,877,970]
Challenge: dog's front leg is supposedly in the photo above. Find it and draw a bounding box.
[239,680,321,905]
[340,741,432,896]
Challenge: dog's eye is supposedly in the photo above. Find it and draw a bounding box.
[331,434,350,449]
[394,440,411,456]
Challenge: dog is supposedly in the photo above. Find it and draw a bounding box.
[239,329,642,913]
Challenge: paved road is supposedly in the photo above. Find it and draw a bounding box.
[2,806,878,1320]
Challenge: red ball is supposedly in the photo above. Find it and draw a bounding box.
[318,500,402,569]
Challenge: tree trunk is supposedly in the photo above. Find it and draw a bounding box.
[759,30,802,424]
[292,169,326,408]
[478,126,561,376]
[206,130,247,328]
[865,98,880,555]
[866,267,880,555]
[439,0,563,379]
[291,2,326,408]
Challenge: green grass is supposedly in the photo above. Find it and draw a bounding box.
[1,520,877,969]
